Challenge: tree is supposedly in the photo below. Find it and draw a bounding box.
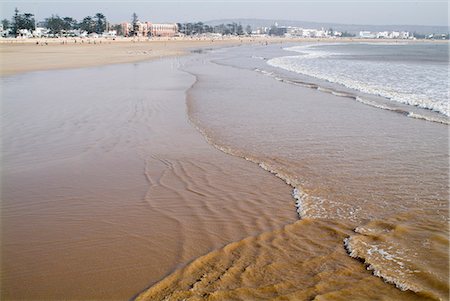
[45,15,65,34]
[11,8,35,37]
[80,16,96,33]
[111,24,123,36]
[194,22,204,34]
[328,27,334,36]
[236,23,244,35]
[341,31,355,37]
[186,23,193,35]
[1,19,10,30]
[22,13,35,31]
[226,23,235,35]
[131,12,139,36]
[63,17,77,30]
[45,15,75,35]
[11,8,20,37]
[245,25,252,35]
[94,13,106,34]
[204,24,213,33]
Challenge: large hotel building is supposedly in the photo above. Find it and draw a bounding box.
[120,22,178,37]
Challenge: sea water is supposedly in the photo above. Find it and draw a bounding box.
[151,43,448,300]
[268,42,449,118]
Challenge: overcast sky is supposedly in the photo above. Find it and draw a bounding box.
[0,1,448,26]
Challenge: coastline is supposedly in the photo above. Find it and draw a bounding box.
[2,38,447,300]
[1,36,443,77]
[0,36,281,76]
[135,44,448,300]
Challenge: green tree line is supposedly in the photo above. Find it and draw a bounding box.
[176,22,251,36]
[1,8,108,36]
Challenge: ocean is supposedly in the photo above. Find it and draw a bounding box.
[268,42,449,120]
[139,42,448,300]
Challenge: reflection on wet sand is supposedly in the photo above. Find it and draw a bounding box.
[1,58,297,300]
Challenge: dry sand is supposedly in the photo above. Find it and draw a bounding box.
[0,36,284,76]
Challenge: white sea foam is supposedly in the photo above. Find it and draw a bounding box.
[255,67,449,124]
[251,55,266,60]
[268,44,449,117]
[343,237,419,292]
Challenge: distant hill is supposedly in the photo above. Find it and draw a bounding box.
[204,18,449,34]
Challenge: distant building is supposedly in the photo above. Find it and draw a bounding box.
[359,31,376,38]
[390,31,400,39]
[284,26,334,38]
[32,27,51,38]
[376,31,390,39]
[149,23,178,37]
[119,21,177,37]
[399,31,410,39]
[286,27,302,36]
[314,29,327,38]
[102,30,117,38]
[269,26,288,36]
[121,22,131,36]
[18,29,32,38]
[360,30,411,39]
[253,27,269,35]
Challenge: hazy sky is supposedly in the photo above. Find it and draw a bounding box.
[0,1,448,26]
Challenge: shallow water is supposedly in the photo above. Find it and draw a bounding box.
[1,59,297,300]
[137,219,434,301]
[138,45,448,300]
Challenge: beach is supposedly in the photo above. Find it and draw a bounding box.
[0,36,298,76]
[1,37,436,76]
[1,39,448,301]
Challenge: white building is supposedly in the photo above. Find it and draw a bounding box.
[32,27,50,38]
[18,29,33,38]
[390,31,400,39]
[376,31,390,39]
[102,30,117,38]
[399,31,410,39]
[149,23,178,37]
[314,29,328,38]
[359,31,376,38]
[302,29,318,38]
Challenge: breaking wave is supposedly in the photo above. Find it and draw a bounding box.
[253,67,449,125]
[267,43,449,119]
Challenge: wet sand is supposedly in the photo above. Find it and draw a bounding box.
[136,219,430,301]
[137,45,448,300]
[1,58,297,299]
[2,41,448,301]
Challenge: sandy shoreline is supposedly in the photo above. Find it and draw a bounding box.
[0,36,283,76]
[2,37,447,300]
[1,36,439,76]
